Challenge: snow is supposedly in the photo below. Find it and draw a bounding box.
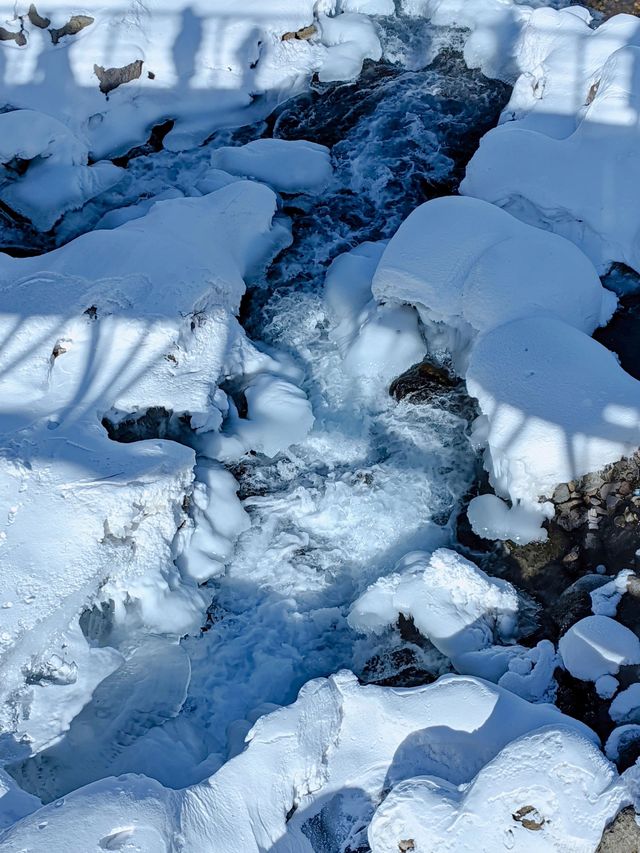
[467,493,554,545]
[559,615,640,682]
[349,548,520,659]
[369,726,627,853]
[210,138,333,195]
[610,683,640,725]
[317,12,382,82]
[596,675,620,700]
[462,14,640,272]
[592,570,634,617]
[0,672,605,852]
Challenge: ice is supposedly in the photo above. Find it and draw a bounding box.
[349,548,519,658]
[210,138,333,195]
[0,672,603,852]
[559,615,640,682]
[369,726,627,853]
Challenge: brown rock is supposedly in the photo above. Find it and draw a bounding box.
[94,59,144,94]
[50,14,94,45]
[597,807,640,852]
[0,26,26,45]
[389,359,459,402]
[282,24,317,41]
[27,4,50,28]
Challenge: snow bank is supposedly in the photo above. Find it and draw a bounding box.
[462,14,640,272]
[349,548,519,659]
[369,726,626,853]
[0,672,604,852]
[0,181,311,744]
[210,138,333,195]
[559,615,640,682]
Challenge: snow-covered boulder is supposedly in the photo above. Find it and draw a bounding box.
[463,17,640,272]
[349,548,519,659]
[371,196,615,370]
[0,672,603,851]
[210,138,333,195]
[466,315,640,510]
[369,726,627,853]
[559,616,640,682]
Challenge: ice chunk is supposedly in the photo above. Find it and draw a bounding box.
[559,616,640,682]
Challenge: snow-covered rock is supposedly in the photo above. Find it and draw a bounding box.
[317,12,382,82]
[369,726,627,853]
[210,138,333,195]
[349,548,519,659]
[0,672,604,852]
[371,196,615,371]
[466,315,640,509]
[559,615,640,682]
[610,683,640,725]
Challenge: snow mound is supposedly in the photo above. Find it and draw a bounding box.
[349,548,519,659]
[559,615,640,682]
[371,196,615,369]
[466,315,640,507]
[317,11,382,82]
[369,726,627,853]
[610,683,640,725]
[0,672,602,851]
[210,138,333,195]
[462,15,640,272]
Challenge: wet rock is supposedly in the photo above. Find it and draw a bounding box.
[500,525,572,605]
[548,574,610,637]
[597,807,640,852]
[282,24,316,41]
[94,59,144,95]
[555,669,613,742]
[359,646,439,688]
[27,4,50,28]
[50,14,94,45]
[0,26,26,46]
[389,359,459,402]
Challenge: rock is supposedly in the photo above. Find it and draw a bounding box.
[94,59,144,95]
[389,359,459,402]
[548,574,610,637]
[49,14,94,45]
[282,24,316,41]
[553,483,570,504]
[0,26,26,46]
[597,807,640,852]
[27,4,50,28]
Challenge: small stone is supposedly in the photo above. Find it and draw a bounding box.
[553,483,570,504]
[620,481,633,497]
[562,546,580,563]
[27,4,50,28]
[49,14,94,45]
[398,842,415,853]
[0,26,26,45]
